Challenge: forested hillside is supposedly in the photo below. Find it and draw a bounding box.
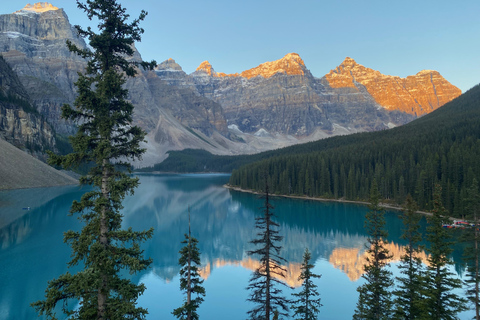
[229,84,480,217]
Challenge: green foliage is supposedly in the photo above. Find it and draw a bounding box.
[353,180,394,320]
[290,248,322,320]
[461,178,480,319]
[229,84,480,215]
[54,133,73,155]
[393,195,425,319]
[422,184,467,319]
[31,0,155,319]
[247,180,290,320]
[137,148,269,173]
[173,221,206,320]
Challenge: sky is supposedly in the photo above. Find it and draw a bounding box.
[2,0,479,92]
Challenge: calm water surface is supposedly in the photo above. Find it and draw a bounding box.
[0,174,473,319]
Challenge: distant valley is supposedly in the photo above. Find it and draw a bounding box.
[0,3,462,170]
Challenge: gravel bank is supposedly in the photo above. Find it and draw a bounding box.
[0,138,78,190]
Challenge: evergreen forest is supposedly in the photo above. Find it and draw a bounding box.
[228,84,480,216]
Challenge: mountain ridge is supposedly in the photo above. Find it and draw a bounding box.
[325,56,461,115]
[195,53,307,79]
[0,2,463,169]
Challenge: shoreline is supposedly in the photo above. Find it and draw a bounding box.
[224,184,443,219]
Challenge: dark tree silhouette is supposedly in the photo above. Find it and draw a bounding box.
[291,248,322,320]
[353,180,393,320]
[173,207,206,320]
[31,1,155,319]
[247,179,290,320]
[463,178,480,320]
[422,184,467,319]
[393,195,425,319]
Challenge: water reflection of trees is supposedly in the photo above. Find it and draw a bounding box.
[0,174,468,319]
[122,175,438,284]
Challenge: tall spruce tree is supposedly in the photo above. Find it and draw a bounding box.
[392,195,425,320]
[462,178,480,320]
[353,180,394,320]
[173,207,206,320]
[290,248,322,320]
[423,184,467,319]
[31,1,155,319]
[247,179,290,320]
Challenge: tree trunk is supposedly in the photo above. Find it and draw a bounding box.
[98,158,110,319]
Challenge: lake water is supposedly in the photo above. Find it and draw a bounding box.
[0,174,473,319]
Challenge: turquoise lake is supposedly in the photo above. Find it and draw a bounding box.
[0,174,473,319]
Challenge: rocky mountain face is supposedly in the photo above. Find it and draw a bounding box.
[0,3,462,168]
[0,3,233,167]
[0,3,88,135]
[325,57,462,116]
[156,53,445,137]
[0,54,56,155]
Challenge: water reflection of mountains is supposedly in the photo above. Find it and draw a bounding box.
[0,174,462,287]
[0,174,467,319]
[122,174,439,283]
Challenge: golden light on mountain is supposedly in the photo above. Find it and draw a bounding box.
[195,61,216,76]
[198,258,303,288]
[240,53,305,79]
[329,242,430,281]
[325,57,461,116]
[14,2,59,14]
[195,53,306,79]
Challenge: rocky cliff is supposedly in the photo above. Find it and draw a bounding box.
[155,53,460,140]
[325,57,461,116]
[0,54,56,155]
[0,3,234,167]
[157,54,420,138]
[0,3,88,135]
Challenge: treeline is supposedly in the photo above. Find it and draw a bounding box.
[137,149,258,173]
[230,84,480,217]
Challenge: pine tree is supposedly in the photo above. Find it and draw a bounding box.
[291,248,322,320]
[173,207,206,320]
[31,1,155,319]
[422,184,467,319]
[353,180,394,320]
[462,178,480,320]
[247,179,290,320]
[393,195,425,320]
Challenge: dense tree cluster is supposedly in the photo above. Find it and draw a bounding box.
[229,84,480,216]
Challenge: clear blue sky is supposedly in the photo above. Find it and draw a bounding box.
[3,1,479,92]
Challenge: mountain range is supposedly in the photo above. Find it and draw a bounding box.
[0,2,462,169]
